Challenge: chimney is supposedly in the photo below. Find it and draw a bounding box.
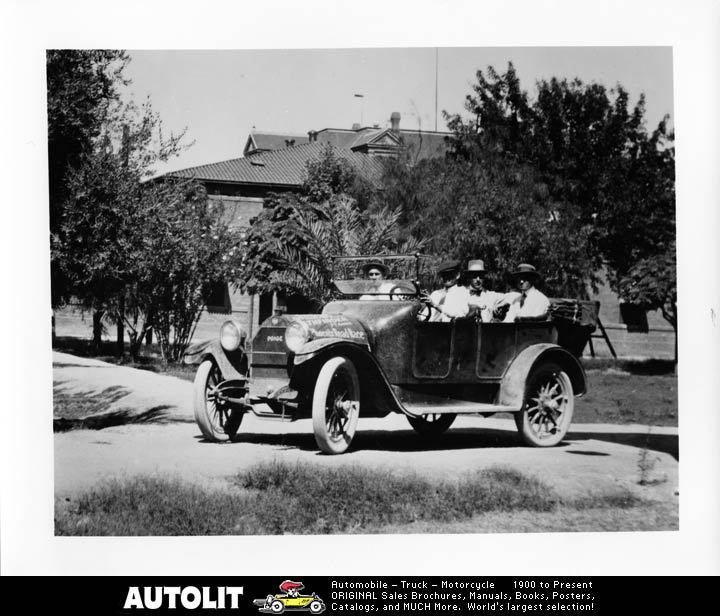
[307,130,317,142]
[390,111,401,135]
[351,123,361,131]
[284,139,296,148]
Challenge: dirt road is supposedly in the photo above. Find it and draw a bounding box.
[53,352,679,503]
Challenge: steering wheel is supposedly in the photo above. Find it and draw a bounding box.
[387,284,414,301]
[417,304,433,321]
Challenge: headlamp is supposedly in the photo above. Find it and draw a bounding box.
[220,320,245,352]
[284,320,311,353]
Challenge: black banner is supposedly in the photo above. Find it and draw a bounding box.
[0,577,709,614]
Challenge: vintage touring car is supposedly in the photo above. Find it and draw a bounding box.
[188,255,598,454]
[253,593,325,614]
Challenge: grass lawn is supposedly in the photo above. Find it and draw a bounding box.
[55,461,654,536]
[575,370,677,426]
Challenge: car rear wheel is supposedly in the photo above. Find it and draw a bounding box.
[312,356,360,454]
[515,362,574,447]
[270,600,285,614]
[193,360,243,442]
[407,413,456,436]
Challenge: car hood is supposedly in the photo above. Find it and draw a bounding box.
[285,313,370,346]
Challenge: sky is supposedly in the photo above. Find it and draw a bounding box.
[123,47,674,175]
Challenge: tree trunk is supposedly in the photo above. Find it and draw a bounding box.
[145,328,153,346]
[92,310,104,355]
[116,294,125,357]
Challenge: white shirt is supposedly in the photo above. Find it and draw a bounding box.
[467,289,506,322]
[359,281,395,301]
[504,287,550,322]
[429,285,471,321]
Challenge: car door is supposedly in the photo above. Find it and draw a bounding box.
[412,320,454,378]
[475,322,518,379]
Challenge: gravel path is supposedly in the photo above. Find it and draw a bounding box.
[53,352,679,504]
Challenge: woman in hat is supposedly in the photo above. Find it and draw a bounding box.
[502,263,550,322]
[421,259,471,321]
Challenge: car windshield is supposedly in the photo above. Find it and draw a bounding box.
[333,279,418,296]
[330,255,427,298]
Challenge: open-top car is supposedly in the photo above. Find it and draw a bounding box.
[188,255,599,454]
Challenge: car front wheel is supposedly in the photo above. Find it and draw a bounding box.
[193,360,243,442]
[309,600,325,614]
[515,362,574,447]
[312,356,360,454]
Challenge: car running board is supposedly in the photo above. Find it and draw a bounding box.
[402,402,521,416]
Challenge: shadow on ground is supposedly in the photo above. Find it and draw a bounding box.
[205,426,678,459]
[53,382,190,431]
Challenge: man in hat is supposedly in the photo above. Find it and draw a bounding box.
[421,259,471,322]
[464,260,507,322]
[502,263,550,322]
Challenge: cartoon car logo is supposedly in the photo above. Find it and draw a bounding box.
[253,580,326,614]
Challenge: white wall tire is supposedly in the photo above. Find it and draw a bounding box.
[312,356,360,454]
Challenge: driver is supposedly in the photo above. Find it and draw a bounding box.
[359,260,394,300]
[422,260,471,321]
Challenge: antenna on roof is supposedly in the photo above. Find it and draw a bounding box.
[435,48,438,132]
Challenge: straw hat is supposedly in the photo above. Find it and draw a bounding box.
[465,259,487,275]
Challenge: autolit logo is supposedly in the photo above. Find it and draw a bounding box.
[253,580,326,614]
[267,335,284,342]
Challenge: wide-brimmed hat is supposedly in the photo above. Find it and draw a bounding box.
[465,259,487,275]
[436,259,461,275]
[361,260,388,276]
[510,263,541,282]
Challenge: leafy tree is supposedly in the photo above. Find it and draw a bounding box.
[47,50,129,307]
[443,62,676,296]
[239,145,423,308]
[376,153,596,297]
[51,51,244,361]
[618,241,677,361]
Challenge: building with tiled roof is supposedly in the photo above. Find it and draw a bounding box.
[168,112,450,200]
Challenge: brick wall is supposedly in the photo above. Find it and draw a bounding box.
[585,269,675,360]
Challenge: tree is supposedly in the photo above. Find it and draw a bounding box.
[443,63,676,296]
[375,152,597,297]
[47,50,129,307]
[239,145,423,308]
[618,241,677,362]
[51,50,244,361]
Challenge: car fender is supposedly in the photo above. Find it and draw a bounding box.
[293,337,370,365]
[186,339,247,382]
[292,340,405,416]
[498,343,586,408]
